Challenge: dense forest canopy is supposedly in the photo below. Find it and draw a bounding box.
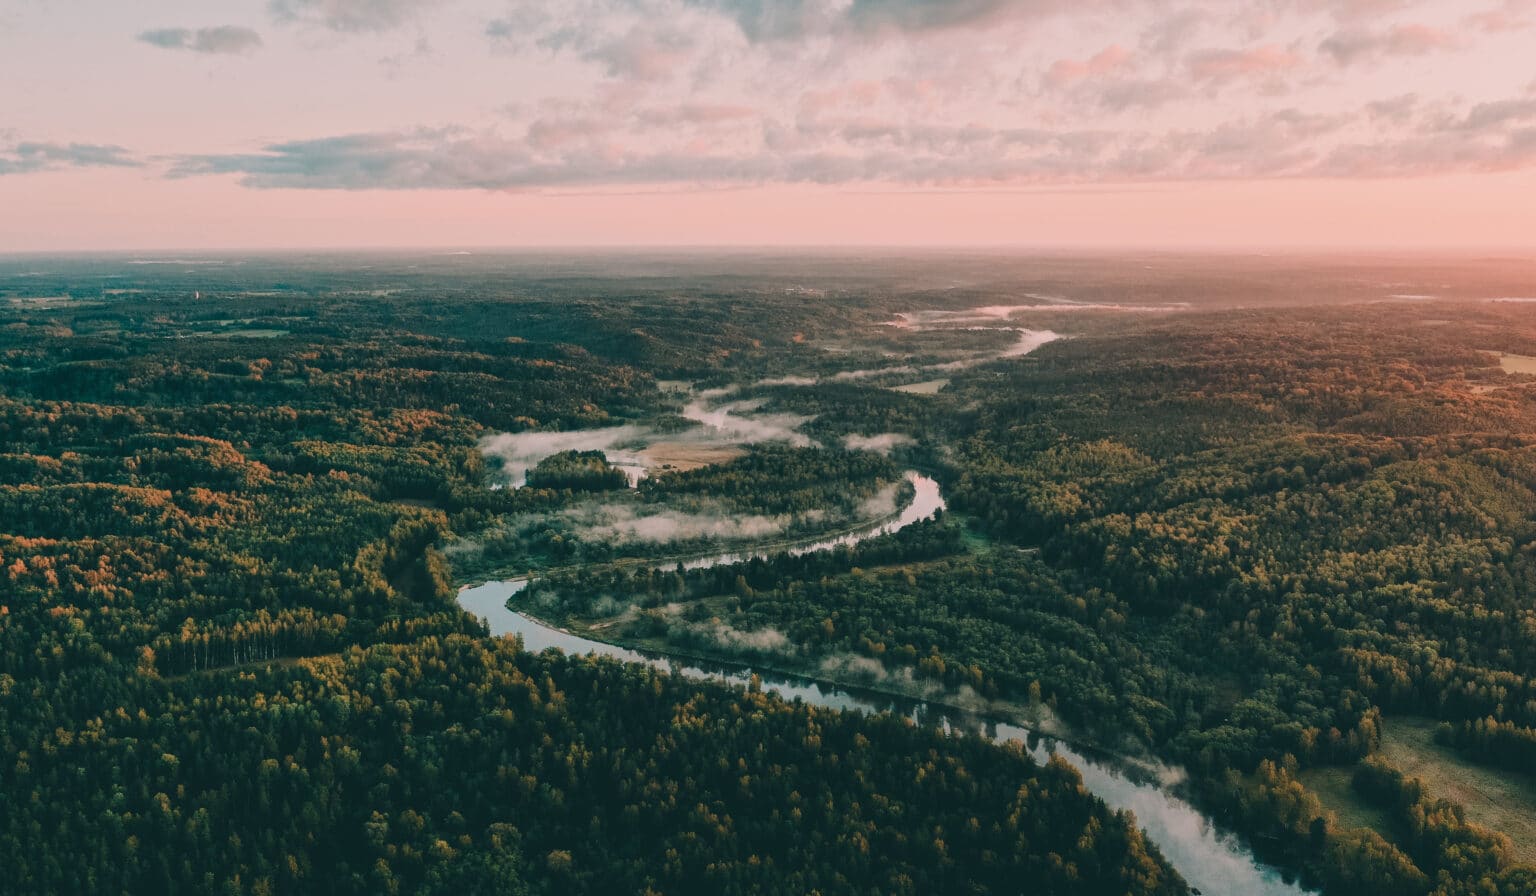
[4,250,1536,894]
[0,252,1194,895]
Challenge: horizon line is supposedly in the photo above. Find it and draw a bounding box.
[4,243,1536,258]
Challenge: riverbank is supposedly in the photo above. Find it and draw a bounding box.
[510,596,1173,782]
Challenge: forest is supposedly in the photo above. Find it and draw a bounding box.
[0,253,1192,896]
[5,251,1536,894]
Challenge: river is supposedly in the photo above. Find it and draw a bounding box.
[458,471,1313,896]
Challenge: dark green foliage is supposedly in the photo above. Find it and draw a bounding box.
[0,264,1188,896]
[525,450,630,492]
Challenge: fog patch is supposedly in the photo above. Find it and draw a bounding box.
[831,364,920,381]
[816,654,996,712]
[820,653,889,680]
[480,425,649,486]
[843,433,915,455]
[756,374,818,387]
[857,481,903,520]
[930,328,1062,365]
[480,385,816,488]
[891,302,1186,328]
[741,304,1075,395]
[707,624,790,653]
[1000,328,1062,357]
[576,503,788,544]
[681,395,814,447]
[590,595,626,617]
[533,493,827,547]
[440,538,483,560]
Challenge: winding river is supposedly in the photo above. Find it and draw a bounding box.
[458,471,1313,895]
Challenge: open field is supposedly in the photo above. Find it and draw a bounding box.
[1491,351,1536,374]
[1305,716,1536,865]
[1380,717,1536,864]
[1299,766,1396,839]
[641,442,746,471]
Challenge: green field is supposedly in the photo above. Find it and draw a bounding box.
[1305,716,1536,866]
[1300,766,1396,838]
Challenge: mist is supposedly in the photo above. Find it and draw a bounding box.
[843,433,915,455]
[480,386,817,488]
[480,425,651,486]
[568,501,791,545]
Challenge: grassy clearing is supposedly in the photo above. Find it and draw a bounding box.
[1491,351,1536,375]
[1379,716,1536,864]
[1303,716,1536,865]
[641,442,745,471]
[1299,766,1396,839]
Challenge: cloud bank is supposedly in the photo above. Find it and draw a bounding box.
[0,142,142,176]
[138,26,264,55]
[268,0,443,33]
[27,1,1536,194]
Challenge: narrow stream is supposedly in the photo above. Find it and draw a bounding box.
[458,471,1313,895]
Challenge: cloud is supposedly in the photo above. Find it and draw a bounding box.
[1320,23,1459,65]
[844,0,1077,34]
[679,0,838,42]
[490,7,702,82]
[380,35,434,77]
[681,0,1097,42]
[138,26,264,55]
[269,0,441,33]
[1186,44,1301,83]
[1317,130,1536,178]
[634,104,757,126]
[137,1,1536,192]
[1317,98,1536,176]
[1091,78,1189,111]
[1282,0,1416,20]
[485,9,553,45]
[1366,93,1419,124]
[1045,45,1133,86]
[1139,7,1206,54]
[1041,46,1189,112]
[1464,0,1535,33]
[0,142,141,176]
[1452,98,1536,132]
[162,82,1536,190]
[582,26,697,81]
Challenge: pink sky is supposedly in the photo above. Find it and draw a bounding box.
[3,0,1535,250]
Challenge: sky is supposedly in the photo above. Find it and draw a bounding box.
[3,0,1536,251]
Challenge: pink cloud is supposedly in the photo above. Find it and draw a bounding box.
[1321,23,1459,65]
[526,118,611,151]
[1285,0,1416,20]
[1464,0,1535,33]
[1186,45,1301,83]
[634,104,758,127]
[1046,45,1134,86]
[586,26,694,81]
[798,81,886,117]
